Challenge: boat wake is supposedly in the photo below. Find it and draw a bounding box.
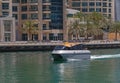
[67,54,120,61]
[67,59,83,61]
[91,54,120,60]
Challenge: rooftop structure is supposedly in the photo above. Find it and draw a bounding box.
[67,8,80,17]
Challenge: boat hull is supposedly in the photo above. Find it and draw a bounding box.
[52,50,91,61]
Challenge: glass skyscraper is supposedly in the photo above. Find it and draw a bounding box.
[49,0,64,40]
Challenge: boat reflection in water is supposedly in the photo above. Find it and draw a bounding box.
[52,42,91,61]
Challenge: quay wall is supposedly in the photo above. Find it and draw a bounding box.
[0,41,120,52]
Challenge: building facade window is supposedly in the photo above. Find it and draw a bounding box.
[12,6,18,12]
[43,13,50,19]
[30,0,38,3]
[103,8,107,12]
[82,2,88,6]
[108,14,111,18]
[2,12,9,16]
[49,33,63,40]
[43,0,51,3]
[89,2,95,6]
[82,8,88,12]
[109,9,111,13]
[21,14,27,19]
[89,8,95,12]
[109,3,112,7]
[96,8,101,12]
[21,6,27,11]
[2,3,9,9]
[103,3,107,7]
[32,34,38,40]
[4,20,11,32]
[4,33,11,42]
[96,2,101,6]
[72,2,80,7]
[13,14,18,20]
[21,0,27,3]
[43,5,50,11]
[43,34,47,40]
[31,13,38,19]
[43,24,47,30]
[12,0,20,3]
[30,5,38,11]
[22,33,28,41]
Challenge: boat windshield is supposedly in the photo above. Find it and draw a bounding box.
[54,46,66,50]
[54,44,84,50]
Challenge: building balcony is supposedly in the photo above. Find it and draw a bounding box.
[43,18,51,21]
[42,8,50,11]
[29,3,38,5]
[29,9,38,11]
[42,2,51,5]
[43,11,51,13]
[42,0,51,3]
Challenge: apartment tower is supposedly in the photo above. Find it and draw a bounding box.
[67,0,115,21]
[1,0,66,41]
[14,0,66,41]
[0,0,16,42]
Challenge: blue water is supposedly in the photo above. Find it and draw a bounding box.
[0,49,120,83]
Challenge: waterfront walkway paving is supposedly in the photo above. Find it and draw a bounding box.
[0,40,120,46]
[0,41,63,46]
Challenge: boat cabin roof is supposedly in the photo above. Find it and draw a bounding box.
[54,44,84,50]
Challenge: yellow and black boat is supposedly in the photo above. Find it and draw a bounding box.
[52,42,91,61]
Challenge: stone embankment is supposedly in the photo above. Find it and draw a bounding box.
[0,40,120,52]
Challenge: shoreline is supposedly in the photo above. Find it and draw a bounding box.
[0,41,120,52]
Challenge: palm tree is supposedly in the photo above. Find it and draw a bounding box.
[68,12,93,40]
[22,20,38,41]
[68,12,109,40]
[74,12,105,40]
[83,14,93,39]
[73,12,92,40]
[89,12,109,39]
[109,21,120,40]
[74,12,85,21]
[68,20,82,40]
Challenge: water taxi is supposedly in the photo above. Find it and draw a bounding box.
[52,42,91,61]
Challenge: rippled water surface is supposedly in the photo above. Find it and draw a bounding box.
[0,49,120,83]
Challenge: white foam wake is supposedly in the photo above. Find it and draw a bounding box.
[65,54,120,62]
[91,54,120,60]
[67,59,82,61]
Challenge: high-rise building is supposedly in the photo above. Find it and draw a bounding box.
[67,0,115,21]
[1,0,12,17]
[0,17,16,42]
[0,0,66,41]
[0,0,16,42]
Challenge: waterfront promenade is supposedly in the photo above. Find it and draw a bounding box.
[0,41,63,46]
[0,40,120,46]
[0,40,120,51]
